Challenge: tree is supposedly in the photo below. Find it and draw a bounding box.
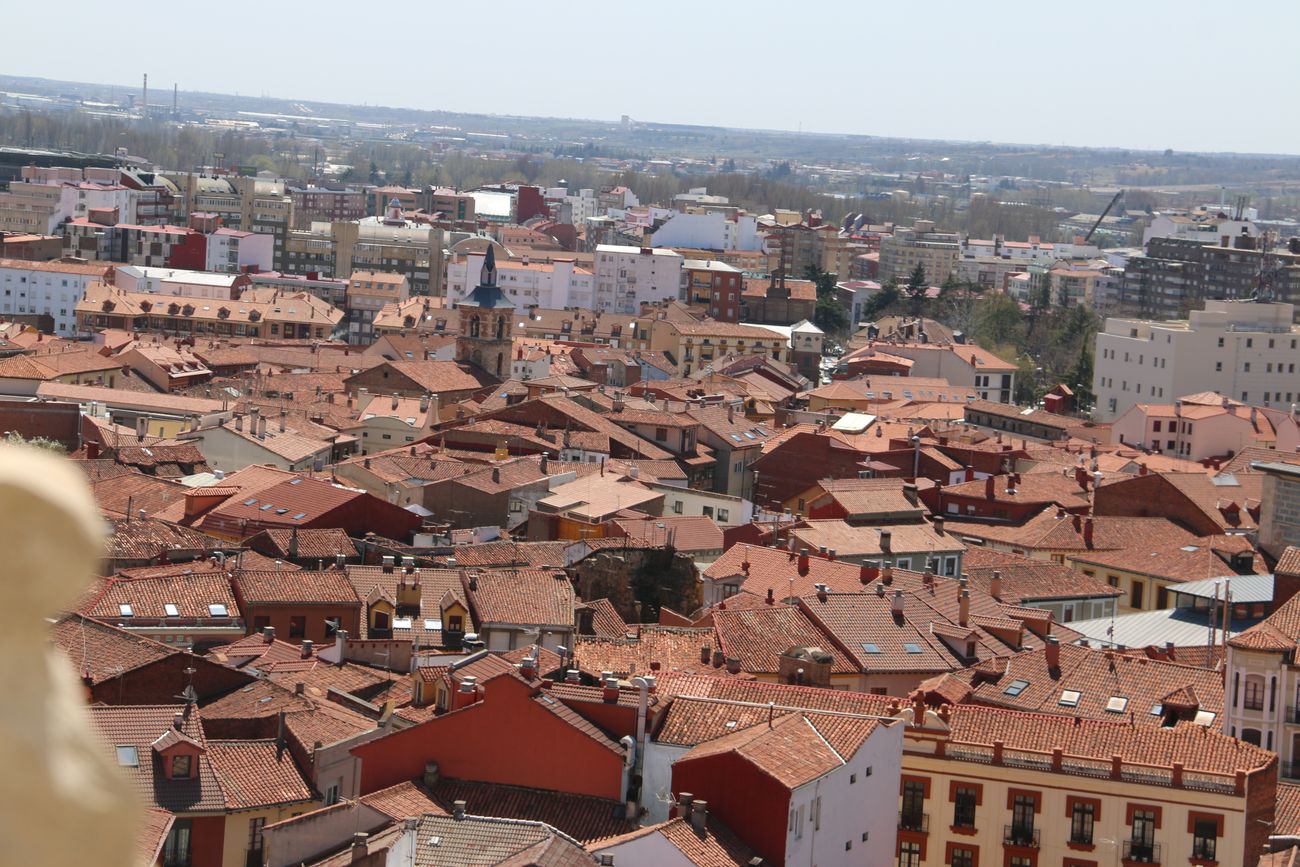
[803,264,838,299]
[815,296,848,334]
[971,292,1025,350]
[3,432,66,455]
[905,263,928,317]
[859,280,901,324]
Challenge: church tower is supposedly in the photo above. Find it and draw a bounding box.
[455,244,514,379]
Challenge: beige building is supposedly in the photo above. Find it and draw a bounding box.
[345,271,410,345]
[1093,300,1300,421]
[878,222,960,285]
[285,218,446,297]
[647,318,788,376]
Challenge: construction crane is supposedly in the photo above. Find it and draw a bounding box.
[1084,190,1124,243]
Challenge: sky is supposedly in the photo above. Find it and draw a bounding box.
[7,1,1300,154]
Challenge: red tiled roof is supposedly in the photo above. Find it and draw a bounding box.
[952,508,1198,553]
[466,568,575,628]
[428,778,637,843]
[574,627,723,679]
[576,598,629,639]
[961,546,1122,604]
[233,569,361,605]
[51,614,174,684]
[79,569,238,621]
[613,515,723,553]
[252,528,359,561]
[205,740,316,809]
[713,604,854,676]
[106,518,223,562]
[87,704,226,813]
[1277,783,1300,837]
[704,543,866,600]
[359,780,442,819]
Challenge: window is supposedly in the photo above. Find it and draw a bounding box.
[1244,674,1265,711]
[171,754,192,779]
[702,506,714,518]
[1071,801,1095,844]
[1241,727,1262,746]
[898,841,922,867]
[953,786,977,829]
[717,509,729,522]
[115,745,139,767]
[1009,793,1036,845]
[1216,361,1222,371]
[289,616,306,638]
[163,819,192,867]
[900,780,927,832]
[1129,809,1157,860]
[1192,817,1219,861]
[324,782,340,806]
[1003,679,1029,696]
[949,847,974,867]
[1130,580,1144,609]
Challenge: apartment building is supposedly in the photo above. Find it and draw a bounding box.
[1092,299,1300,421]
[1119,236,1300,319]
[113,265,250,300]
[284,214,446,296]
[877,342,1017,403]
[877,222,960,284]
[445,251,592,310]
[168,174,294,270]
[345,271,409,345]
[594,244,683,313]
[1111,394,1274,459]
[648,318,788,376]
[0,258,114,334]
[682,259,744,322]
[286,184,366,228]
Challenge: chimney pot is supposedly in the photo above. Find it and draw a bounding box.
[452,800,467,820]
[301,640,313,658]
[990,570,1002,600]
[959,589,970,627]
[690,799,708,831]
[797,547,810,576]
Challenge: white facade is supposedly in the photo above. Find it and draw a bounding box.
[1223,642,1292,769]
[0,261,106,334]
[1143,213,1257,247]
[446,253,592,311]
[594,245,684,313]
[650,212,762,252]
[205,229,274,273]
[1111,401,1271,460]
[59,183,139,225]
[112,266,244,300]
[647,483,752,525]
[1092,300,1300,421]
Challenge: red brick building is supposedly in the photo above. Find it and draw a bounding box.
[231,569,361,645]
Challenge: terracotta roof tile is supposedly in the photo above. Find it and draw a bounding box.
[466,568,575,628]
[206,739,316,809]
[79,569,239,622]
[87,704,226,813]
[961,546,1122,604]
[359,780,443,819]
[574,627,721,679]
[428,778,636,844]
[410,813,587,867]
[712,605,855,676]
[252,528,359,561]
[233,569,361,605]
[1277,783,1300,837]
[51,614,174,684]
[612,515,723,553]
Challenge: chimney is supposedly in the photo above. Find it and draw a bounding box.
[882,565,893,586]
[879,530,892,554]
[520,655,537,680]
[1083,516,1095,547]
[797,547,810,576]
[989,570,1002,601]
[827,548,837,562]
[959,589,970,627]
[891,588,904,615]
[691,799,708,832]
[984,475,994,500]
[172,711,184,731]
[452,677,479,710]
[279,412,286,433]
[1045,635,1060,669]
[262,626,275,643]
[1071,513,1082,532]
[349,833,369,863]
[765,587,774,605]
[492,467,501,484]
[301,639,313,658]
[335,630,348,665]
[565,669,580,684]
[235,414,244,432]
[902,482,918,506]
[725,657,741,675]
[933,516,944,535]
[452,800,467,820]
[860,561,879,584]
[700,644,712,665]
[711,649,725,668]
[257,415,267,439]
[603,678,620,703]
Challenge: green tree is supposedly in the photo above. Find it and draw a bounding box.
[815,296,848,334]
[803,264,838,299]
[905,263,928,317]
[971,292,1025,349]
[859,280,901,323]
[3,432,67,455]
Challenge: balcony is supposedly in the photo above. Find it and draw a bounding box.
[898,811,928,833]
[1003,825,1040,848]
[1121,840,1160,863]
[1286,706,1300,725]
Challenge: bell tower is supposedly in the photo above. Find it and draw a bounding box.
[455,244,513,379]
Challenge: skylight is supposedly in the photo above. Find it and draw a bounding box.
[903,643,924,654]
[243,498,258,506]
[259,504,274,511]
[208,604,228,617]
[424,619,442,631]
[393,617,413,629]
[1193,710,1216,726]
[1150,703,1164,716]
[290,478,303,485]
[729,434,742,442]
[1003,679,1029,697]
[115,745,138,767]
[163,603,179,617]
[861,643,882,654]
[1059,690,1081,707]
[292,513,307,520]
[118,603,134,617]
[1105,696,1129,713]
[275,508,289,515]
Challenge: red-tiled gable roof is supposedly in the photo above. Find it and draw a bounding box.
[136,808,174,867]
[51,614,174,684]
[80,570,238,621]
[409,813,588,867]
[943,471,1091,506]
[359,780,442,819]
[1104,471,1265,532]
[959,642,1224,725]
[428,778,637,844]
[467,568,575,628]
[961,546,1122,604]
[704,543,866,600]
[203,477,361,529]
[213,632,308,669]
[343,565,465,643]
[233,569,360,605]
[1230,588,1300,651]
[1277,783,1300,838]
[263,659,401,703]
[251,528,359,561]
[87,704,226,813]
[613,515,723,552]
[655,816,761,867]
[576,598,629,639]
[205,740,316,810]
[1278,546,1300,576]
[952,508,1198,553]
[680,711,879,790]
[799,591,962,673]
[791,520,964,559]
[350,360,497,394]
[1068,534,1261,583]
[940,703,1273,777]
[574,627,723,679]
[94,475,189,521]
[713,605,854,676]
[106,518,224,563]
[452,540,570,568]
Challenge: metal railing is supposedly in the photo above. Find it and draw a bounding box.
[898,810,929,833]
[1121,840,1161,863]
[1003,825,1040,847]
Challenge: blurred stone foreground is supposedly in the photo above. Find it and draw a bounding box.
[0,444,137,867]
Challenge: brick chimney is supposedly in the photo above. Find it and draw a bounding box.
[959,589,970,627]
[984,475,995,500]
[765,587,775,605]
[989,570,1002,600]
[1045,635,1060,669]
[520,655,537,680]
[349,833,369,862]
[860,561,879,584]
[451,677,479,710]
[797,547,810,576]
[891,588,905,615]
[1083,516,1095,548]
[933,516,944,535]
[602,678,620,703]
[700,644,712,664]
[1273,558,1300,610]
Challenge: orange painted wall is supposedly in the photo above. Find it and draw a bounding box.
[352,675,625,800]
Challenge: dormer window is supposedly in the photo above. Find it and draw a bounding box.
[171,754,192,779]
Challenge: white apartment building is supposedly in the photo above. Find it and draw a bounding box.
[1143,212,1257,247]
[0,259,113,334]
[112,266,246,301]
[594,244,683,313]
[446,252,593,310]
[1092,300,1300,421]
[205,227,274,273]
[650,211,763,251]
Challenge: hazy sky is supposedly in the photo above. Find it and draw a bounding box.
[7,1,1300,154]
